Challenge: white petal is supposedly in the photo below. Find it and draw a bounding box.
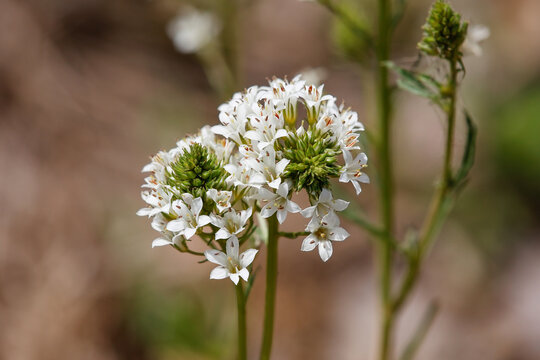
[339,172,350,183]
[276,182,289,198]
[352,181,362,195]
[275,128,288,139]
[358,173,370,184]
[318,240,333,262]
[342,149,352,164]
[354,152,368,165]
[166,219,185,232]
[210,266,229,280]
[198,215,212,227]
[152,238,172,248]
[260,204,277,218]
[244,130,262,141]
[204,249,228,266]
[226,236,240,259]
[333,199,349,211]
[136,207,152,216]
[286,200,302,213]
[191,197,203,215]
[268,178,281,189]
[319,188,333,203]
[275,159,290,175]
[301,235,318,252]
[276,209,287,224]
[184,227,196,240]
[211,125,230,137]
[300,205,316,218]
[238,268,250,282]
[329,227,350,241]
[239,249,259,267]
[215,228,231,240]
[229,273,240,285]
[321,211,340,227]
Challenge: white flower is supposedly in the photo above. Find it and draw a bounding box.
[204,237,258,284]
[137,185,173,217]
[210,208,253,241]
[301,216,350,262]
[463,24,490,57]
[246,147,290,189]
[207,189,232,212]
[301,84,335,123]
[301,188,349,225]
[245,102,288,151]
[166,195,211,239]
[256,182,302,224]
[167,8,221,54]
[340,150,370,195]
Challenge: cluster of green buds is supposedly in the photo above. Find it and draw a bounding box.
[282,128,341,197]
[167,143,228,200]
[418,0,468,61]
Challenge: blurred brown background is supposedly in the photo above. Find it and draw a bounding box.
[1,0,539,359]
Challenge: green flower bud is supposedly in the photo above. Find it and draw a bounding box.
[418,0,468,61]
[282,128,341,196]
[167,143,228,199]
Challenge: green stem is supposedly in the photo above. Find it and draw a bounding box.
[259,214,279,360]
[236,283,247,360]
[376,0,394,358]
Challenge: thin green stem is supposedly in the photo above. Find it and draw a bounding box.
[278,231,309,239]
[260,214,279,360]
[236,283,247,360]
[375,0,394,358]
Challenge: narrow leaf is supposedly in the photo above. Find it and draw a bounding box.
[384,61,441,101]
[453,110,477,188]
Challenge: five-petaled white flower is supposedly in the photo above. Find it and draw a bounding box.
[340,150,370,195]
[301,216,350,262]
[301,188,349,226]
[205,237,258,284]
[207,189,233,213]
[166,195,211,239]
[211,208,253,241]
[256,182,302,224]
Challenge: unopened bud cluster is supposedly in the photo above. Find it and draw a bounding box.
[418,0,468,61]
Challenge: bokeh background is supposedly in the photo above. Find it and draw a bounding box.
[1,0,539,359]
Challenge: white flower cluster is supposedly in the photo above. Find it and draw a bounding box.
[138,75,369,284]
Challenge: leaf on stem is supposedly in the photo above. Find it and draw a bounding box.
[452,110,477,189]
[384,61,442,103]
[244,266,260,300]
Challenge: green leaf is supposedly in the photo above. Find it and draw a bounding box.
[453,110,477,189]
[384,61,442,101]
[244,266,259,300]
